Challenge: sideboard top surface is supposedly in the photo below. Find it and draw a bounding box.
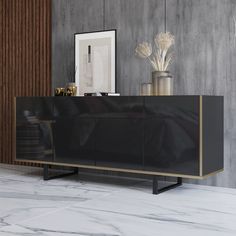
[15,95,224,98]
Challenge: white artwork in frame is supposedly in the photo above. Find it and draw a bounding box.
[75,30,116,95]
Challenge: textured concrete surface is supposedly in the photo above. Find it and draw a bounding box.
[166,0,236,188]
[52,0,236,188]
[104,0,165,95]
[52,0,104,89]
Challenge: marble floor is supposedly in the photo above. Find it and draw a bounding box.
[0,164,235,236]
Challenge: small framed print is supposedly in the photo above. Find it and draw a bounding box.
[75,29,116,95]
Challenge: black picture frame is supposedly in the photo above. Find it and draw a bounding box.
[74,29,117,95]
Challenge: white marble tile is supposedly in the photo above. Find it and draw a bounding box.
[0,165,119,230]
[0,164,236,235]
[0,164,36,179]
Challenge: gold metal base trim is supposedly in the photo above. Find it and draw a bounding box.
[201,169,224,178]
[15,159,223,180]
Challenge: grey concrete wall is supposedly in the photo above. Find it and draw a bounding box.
[52,0,104,89]
[104,0,165,94]
[166,0,236,188]
[52,0,165,93]
[52,0,236,188]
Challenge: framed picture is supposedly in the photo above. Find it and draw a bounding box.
[75,29,116,95]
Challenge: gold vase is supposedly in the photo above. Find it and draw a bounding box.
[54,87,65,96]
[66,83,77,96]
[158,75,173,95]
[140,83,152,96]
[152,71,173,96]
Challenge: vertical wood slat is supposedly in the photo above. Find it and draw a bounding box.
[7,0,12,164]
[0,1,2,163]
[46,0,51,96]
[0,0,51,165]
[0,0,4,163]
[3,0,7,163]
[32,0,36,96]
[34,0,39,96]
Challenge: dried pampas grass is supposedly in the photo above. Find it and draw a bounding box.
[135,42,152,58]
[135,32,175,71]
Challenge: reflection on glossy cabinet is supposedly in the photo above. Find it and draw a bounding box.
[15,96,223,179]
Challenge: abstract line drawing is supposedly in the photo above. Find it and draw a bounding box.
[75,30,116,95]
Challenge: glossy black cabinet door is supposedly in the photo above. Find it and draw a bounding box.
[53,117,96,165]
[95,118,144,169]
[143,97,199,175]
[16,96,223,178]
[53,97,96,165]
[89,97,144,169]
[52,97,144,166]
[16,97,54,162]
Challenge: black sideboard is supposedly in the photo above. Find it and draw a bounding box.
[14,96,223,194]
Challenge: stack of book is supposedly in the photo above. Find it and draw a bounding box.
[16,124,45,160]
[84,92,120,96]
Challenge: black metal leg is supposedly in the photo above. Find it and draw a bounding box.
[43,164,79,181]
[153,176,158,194]
[43,164,49,180]
[152,176,182,195]
[177,177,182,185]
[74,167,79,175]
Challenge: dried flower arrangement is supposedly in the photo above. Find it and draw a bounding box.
[135,32,175,71]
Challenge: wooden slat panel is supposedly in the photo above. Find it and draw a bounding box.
[3,0,7,163]
[0,1,3,163]
[0,0,51,164]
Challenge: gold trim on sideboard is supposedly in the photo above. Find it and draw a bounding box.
[201,169,223,178]
[14,159,223,180]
